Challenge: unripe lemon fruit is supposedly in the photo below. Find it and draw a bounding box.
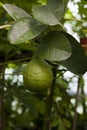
[23,58,53,92]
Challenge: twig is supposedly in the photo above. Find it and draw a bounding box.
[0,66,6,130]
[80,77,86,113]
[43,66,57,130]
[72,76,81,130]
[0,97,5,130]
[0,24,11,29]
[64,17,87,23]
[0,57,31,66]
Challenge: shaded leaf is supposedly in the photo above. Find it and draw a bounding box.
[58,119,66,130]
[2,3,31,20]
[0,39,15,55]
[51,116,59,127]
[59,32,87,75]
[63,0,69,12]
[59,125,66,130]
[63,119,71,128]
[56,76,68,88]
[8,18,47,44]
[35,31,72,61]
[33,98,45,115]
[14,111,34,127]
[32,0,64,25]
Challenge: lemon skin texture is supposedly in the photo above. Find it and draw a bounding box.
[23,58,53,92]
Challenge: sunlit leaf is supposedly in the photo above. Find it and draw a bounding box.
[2,3,31,20]
[8,18,47,44]
[35,31,72,61]
[32,0,64,25]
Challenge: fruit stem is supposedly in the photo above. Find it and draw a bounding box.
[43,66,57,130]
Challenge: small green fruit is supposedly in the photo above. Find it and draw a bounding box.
[23,58,53,92]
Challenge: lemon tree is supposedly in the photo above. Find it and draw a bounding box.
[23,58,53,92]
[0,1,87,130]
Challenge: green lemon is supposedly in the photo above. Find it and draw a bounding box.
[23,58,53,92]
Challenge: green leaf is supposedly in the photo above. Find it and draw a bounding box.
[59,125,66,130]
[34,98,45,115]
[0,2,3,7]
[2,4,31,20]
[8,18,47,44]
[14,111,33,127]
[0,39,16,55]
[59,32,87,75]
[58,119,66,130]
[63,119,71,128]
[35,31,72,61]
[63,0,69,12]
[47,0,64,20]
[32,0,64,25]
[51,116,59,127]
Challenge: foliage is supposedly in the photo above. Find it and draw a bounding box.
[0,0,87,130]
[64,0,87,37]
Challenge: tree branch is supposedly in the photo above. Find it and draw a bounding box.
[43,66,57,130]
[72,76,81,130]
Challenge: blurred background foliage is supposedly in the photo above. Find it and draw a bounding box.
[64,0,87,38]
[0,0,87,130]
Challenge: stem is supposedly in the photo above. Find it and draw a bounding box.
[72,76,81,130]
[0,65,6,130]
[0,24,11,29]
[0,96,5,130]
[43,66,57,130]
[80,77,86,113]
[0,57,31,66]
[64,17,86,22]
